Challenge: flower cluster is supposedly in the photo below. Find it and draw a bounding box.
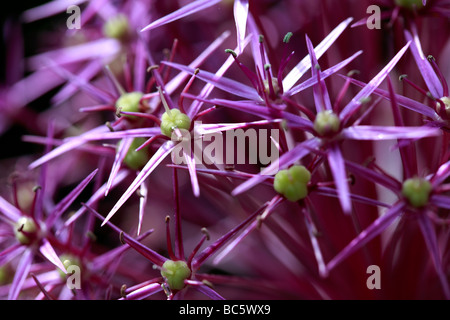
[0,0,449,300]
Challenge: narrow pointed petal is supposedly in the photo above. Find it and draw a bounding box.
[314,186,390,208]
[196,119,281,135]
[39,239,66,273]
[327,144,352,214]
[417,213,450,299]
[46,169,98,227]
[0,196,22,222]
[183,149,200,197]
[8,248,33,300]
[340,75,441,121]
[162,61,260,101]
[0,244,25,268]
[22,0,86,22]
[326,201,406,274]
[192,283,225,300]
[232,138,320,195]
[105,138,132,196]
[306,35,333,112]
[102,141,175,226]
[120,282,162,300]
[141,0,222,32]
[65,170,129,227]
[340,41,411,122]
[137,183,148,236]
[405,30,442,98]
[431,160,450,187]
[430,195,450,210]
[234,0,249,54]
[287,50,363,96]
[283,17,353,91]
[341,125,440,140]
[345,160,401,192]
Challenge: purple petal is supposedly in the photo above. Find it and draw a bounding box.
[162,61,260,101]
[38,239,66,273]
[105,138,133,196]
[340,75,441,121]
[345,160,402,192]
[326,201,406,275]
[196,119,281,135]
[234,0,249,54]
[8,248,33,300]
[46,168,98,228]
[232,138,321,196]
[183,147,200,197]
[102,141,175,226]
[191,283,225,300]
[282,17,353,91]
[341,125,440,140]
[430,194,450,210]
[28,38,121,70]
[417,213,450,298]
[141,0,222,32]
[431,160,450,187]
[306,34,333,112]
[0,243,25,268]
[314,186,390,208]
[287,50,363,96]
[22,0,86,22]
[65,170,129,227]
[340,41,411,122]
[405,30,442,98]
[0,196,22,222]
[327,144,352,214]
[137,183,148,236]
[120,282,162,300]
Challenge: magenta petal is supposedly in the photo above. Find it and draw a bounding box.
[39,239,66,273]
[341,125,440,140]
[105,138,133,196]
[430,195,450,210]
[0,196,22,222]
[340,41,411,122]
[141,0,222,32]
[46,168,98,228]
[102,141,175,226]
[8,248,33,300]
[234,0,249,54]
[121,282,162,300]
[327,144,351,214]
[282,17,353,91]
[326,201,406,274]
[192,283,225,300]
[22,0,86,22]
[417,213,450,299]
[432,160,450,187]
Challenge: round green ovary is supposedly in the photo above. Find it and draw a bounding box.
[395,0,424,9]
[122,138,149,170]
[103,14,130,39]
[160,260,191,291]
[14,217,37,245]
[58,254,81,279]
[437,96,450,116]
[274,165,311,202]
[313,111,340,136]
[402,178,432,208]
[160,109,191,138]
[115,92,143,118]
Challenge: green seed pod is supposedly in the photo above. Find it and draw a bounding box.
[121,138,150,170]
[115,92,143,118]
[160,260,191,291]
[160,109,192,138]
[58,254,81,279]
[14,217,38,245]
[313,110,340,136]
[103,14,130,40]
[402,177,432,208]
[274,165,311,202]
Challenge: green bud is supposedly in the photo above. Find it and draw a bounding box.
[402,177,432,208]
[274,165,311,202]
[14,217,38,245]
[121,138,150,170]
[103,14,130,39]
[160,260,191,291]
[313,110,340,136]
[115,92,143,118]
[58,254,81,279]
[160,109,191,138]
